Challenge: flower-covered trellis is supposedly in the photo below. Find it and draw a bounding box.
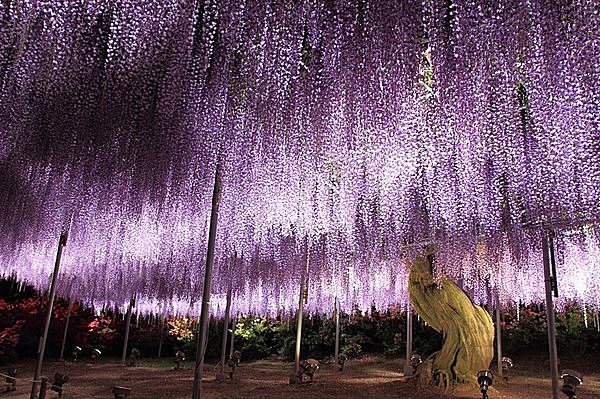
[0,0,598,315]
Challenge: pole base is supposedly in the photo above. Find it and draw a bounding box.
[289,373,300,385]
[403,365,414,377]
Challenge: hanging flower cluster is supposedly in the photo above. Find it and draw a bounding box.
[0,0,598,316]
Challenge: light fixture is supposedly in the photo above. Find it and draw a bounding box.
[72,346,82,362]
[501,356,513,383]
[90,348,101,365]
[226,350,242,378]
[561,369,583,399]
[289,359,320,385]
[50,373,69,398]
[410,354,422,374]
[128,348,141,367]
[112,386,132,399]
[174,350,185,370]
[477,370,493,399]
[337,353,347,371]
[4,368,17,392]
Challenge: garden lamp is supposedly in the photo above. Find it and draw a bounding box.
[338,353,348,371]
[128,348,141,367]
[560,369,582,399]
[289,359,320,384]
[72,346,82,362]
[299,359,320,382]
[227,350,242,378]
[174,350,185,370]
[501,357,513,383]
[5,368,16,392]
[410,354,422,374]
[50,373,69,398]
[477,370,493,399]
[112,386,132,399]
[90,348,101,364]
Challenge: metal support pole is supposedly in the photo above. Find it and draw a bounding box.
[38,378,47,399]
[542,232,560,399]
[158,324,164,358]
[229,316,236,358]
[219,286,232,376]
[495,295,503,380]
[294,247,310,374]
[121,297,135,365]
[30,233,67,399]
[158,317,165,358]
[294,277,305,374]
[334,297,340,365]
[403,302,414,376]
[192,162,222,399]
[59,298,73,361]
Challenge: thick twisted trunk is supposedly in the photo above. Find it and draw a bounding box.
[408,252,494,390]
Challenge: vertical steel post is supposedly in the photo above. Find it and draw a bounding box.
[334,297,340,365]
[158,314,165,358]
[294,246,310,374]
[229,316,236,358]
[192,162,222,399]
[495,295,503,380]
[59,298,73,361]
[542,232,560,399]
[121,297,135,365]
[403,302,414,376]
[31,232,67,399]
[219,286,232,376]
[294,277,305,373]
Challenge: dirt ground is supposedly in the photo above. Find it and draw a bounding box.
[2,355,599,399]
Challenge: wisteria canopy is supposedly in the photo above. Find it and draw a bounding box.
[0,0,598,317]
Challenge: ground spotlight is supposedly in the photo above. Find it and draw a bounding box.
[560,369,582,399]
[477,370,493,399]
[4,368,16,392]
[337,353,347,371]
[289,359,319,384]
[128,348,141,367]
[112,385,132,399]
[227,350,242,378]
[72,346,82,362]
[50,373,69,398]
[173,350,185,370]
[90,348,101,364]
[501,356,513,383]
[410,354,422,374]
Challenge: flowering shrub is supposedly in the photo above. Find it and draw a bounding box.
[0,321,25,360]
[501,304,600,356]
[86,314,119,352]
[167,317,197,356]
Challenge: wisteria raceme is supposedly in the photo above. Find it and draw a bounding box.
[0,0,598,317]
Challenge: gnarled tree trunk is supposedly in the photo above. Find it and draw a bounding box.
[408,251,494,391]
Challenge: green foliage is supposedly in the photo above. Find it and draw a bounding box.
[2,281,597,365]
[501,303,600,357]
[234,317,274,360]
[168,317,197,356]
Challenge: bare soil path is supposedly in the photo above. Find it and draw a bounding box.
[1,356,599,398]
